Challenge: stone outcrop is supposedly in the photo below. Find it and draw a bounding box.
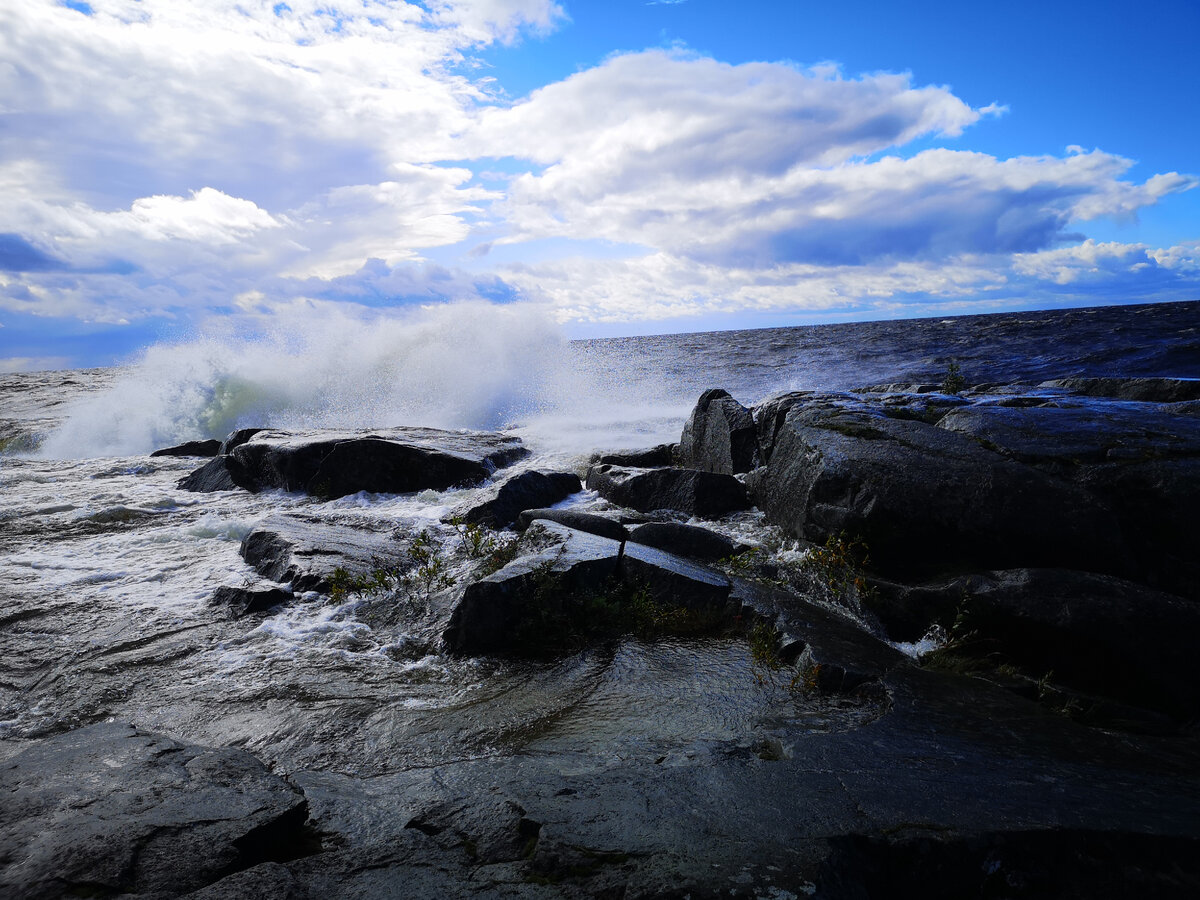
[678,388,757,474]
[451,470,581,529]
[150,438,222,458]
[179,427,529,499]
[0,722,311,899]
[626,521,748,560]
[585,464,750,517]
[238,515,404,593]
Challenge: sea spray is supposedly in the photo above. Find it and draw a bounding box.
[39,302,578,458]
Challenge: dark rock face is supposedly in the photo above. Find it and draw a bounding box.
[869,568,1200,719]
[238,516,404,593]
[177,454,254,492]
[678,388,757,474]
[150,438,222,458]
[585,464,750,517]
[212,584,292,616]
[592,443,677,467]
[749,396,1128,581]
[180,427,529,498]
[0,722,311,899]
[515,507,630,542]
[453,470,581,529]
[1042,376,1200,403]
[627,521,748,560]
[444,520,734,655]
[220,427,266,455]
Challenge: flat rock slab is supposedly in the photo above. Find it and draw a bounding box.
[239,515,407,593]
[591,443,677,467]
[0,722,310,900]
[585,464,750,518]
[150,438,222,458]
[180,426,528,498]
[627,521,748,560]
[516,507,630,542]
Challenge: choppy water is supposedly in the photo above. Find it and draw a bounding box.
[1,299,1197,771]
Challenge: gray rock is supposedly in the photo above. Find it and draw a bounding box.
[181,427,529,498]
[627,521,748,560]
[239,515,405,593]
[679,388,757,474]
[404,797,540,864]
[585,464,750,518]
[592,443,677,467]
[452,470,581,529]
[151,438,222,458]
[177,454,253,492]
[212,584,293,616]
[0,722,310,899]
[622,541,733,614]
[1041,376,1200,403]
[516,507,630,542]
[750,397,1130,581]
[219,427,266,455]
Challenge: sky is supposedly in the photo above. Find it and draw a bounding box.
[1,0,1198,370]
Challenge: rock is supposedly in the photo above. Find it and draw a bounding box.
[443,521,622,654]
[239,516,405,593]
[150,438,222,458]
[212,584,293,616]
[750,397,1130,581]
[404,797,541,864]
[621,541,733,614]
[444,521,739,655]
[592,443,677,467]
[220,427,266,454]
[180,427,529,498]
[678,388,757,474]
[177,454,254,492]
[0,722,311,899]
[585,464,750,518]
[627,521,748,560]
[1041,376,1200,403]
[453,470,581,529]
[936,403,1200,468]
[515,507,630,542]
[871,568,1200,720]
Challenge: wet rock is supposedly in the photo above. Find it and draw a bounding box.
[626,521,748,560]
[443,521,622,655]
[239,515,405,593]
[177,453,254,492]
[585,464,750,518]
[404,797,541,864]
[0,722,311,899]
[445,521,739,655]
[1041,375,1200,403]
[220,427,266,454]
[679,388,757,474]
[180,427,529,498]
[593,443,677,467]
[515,507,630,542]
[452,470,581,529]
[212,584,293,616]
[750,397,1129,581]
[888,568,1200,719]
[150,438,222,458]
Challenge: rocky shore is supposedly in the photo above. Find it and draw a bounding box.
[3,376,1199,898]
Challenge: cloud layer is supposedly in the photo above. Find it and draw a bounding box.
[0,1,1196,363]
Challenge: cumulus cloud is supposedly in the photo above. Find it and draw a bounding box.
[0,3,1196,357]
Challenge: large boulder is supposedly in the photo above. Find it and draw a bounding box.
[0,722,310,899]
[592,443,677,467]
[871,569,1200,720]
[444,521,735,655]
[238,515,405,593]
[515,508,630,542]
[179,427,529,498]
[452,470,581,529]
[679,388,757,474]
[627,521,748,560]
[585,464,750,518]
[749,398,1129,581]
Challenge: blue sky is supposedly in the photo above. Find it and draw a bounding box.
[1,0,1197,369]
